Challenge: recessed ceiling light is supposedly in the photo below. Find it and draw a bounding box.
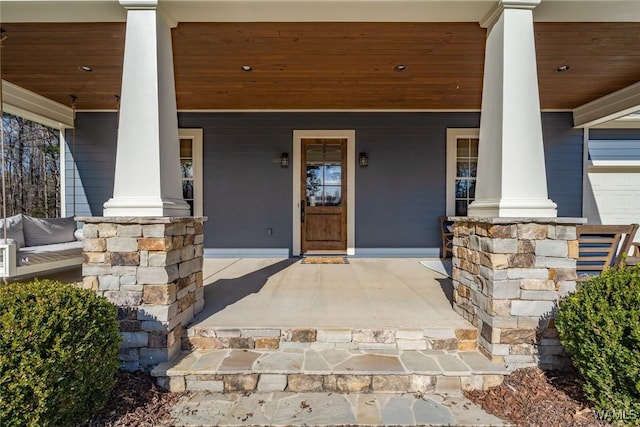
[394,65,406,72]
[78,65,93,72]
[241,65,252,72]
[556,65,570,72]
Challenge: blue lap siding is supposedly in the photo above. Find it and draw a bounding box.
[68,111,584,254]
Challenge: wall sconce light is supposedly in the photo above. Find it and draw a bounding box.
[359,152,369,168]
[280,152,289,168]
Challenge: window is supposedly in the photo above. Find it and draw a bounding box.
[180,138,195,214]
[446,129,479,216]
[178,129,203,216]
[305,142,343,207]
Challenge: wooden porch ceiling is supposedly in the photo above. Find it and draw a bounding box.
[1,22,640,111]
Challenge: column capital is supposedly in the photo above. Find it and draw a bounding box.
[119,0,176,28]
[501,0,541,9]
[119,0,158,10]
[480,0,541,28]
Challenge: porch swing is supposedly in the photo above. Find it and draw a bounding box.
[0,31,83,280]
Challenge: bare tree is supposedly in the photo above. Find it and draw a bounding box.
[1,113,60,218]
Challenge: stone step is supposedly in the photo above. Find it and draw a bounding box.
[183,326,480,352]
[152,347,511,394]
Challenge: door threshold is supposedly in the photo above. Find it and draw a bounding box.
[303,250,348,257]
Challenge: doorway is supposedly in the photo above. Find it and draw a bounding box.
[300,138,347,253]
[292,130,355,256]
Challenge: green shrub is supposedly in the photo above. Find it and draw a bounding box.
[556,266,640,424]
[0,279,120,426]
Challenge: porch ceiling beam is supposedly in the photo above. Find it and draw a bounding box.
[573,81,640,128]
[1,80,74,129]
[2,0,639,23]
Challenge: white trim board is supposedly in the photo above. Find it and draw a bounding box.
[202,247,440,258]
[4,1,639,24]
[2,80,74,129]
[79,109,572,113]
[292,130,356,257]
[573,81,640,129]
[204,248,290,258]
[355,248,440,258]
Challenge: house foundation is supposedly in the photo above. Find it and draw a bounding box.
[451,217,586,370]
[76,216,206,371]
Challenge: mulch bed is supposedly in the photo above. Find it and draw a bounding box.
[465,367,611,427]
[78,371,182,427]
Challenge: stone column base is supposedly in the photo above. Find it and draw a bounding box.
[450,217,585,370]
[76,216,207,371]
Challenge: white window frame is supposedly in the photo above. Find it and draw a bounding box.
[446,128,480,215]
[178,128,203,216]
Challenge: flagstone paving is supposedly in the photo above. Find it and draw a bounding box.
[169,391,512,426]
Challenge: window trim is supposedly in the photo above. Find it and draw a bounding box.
[446,128,480,216]
[178,128,203,216]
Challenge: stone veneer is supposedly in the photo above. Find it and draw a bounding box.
[450,217,586,370]
[76,216,206,371]
[184,327,479,352]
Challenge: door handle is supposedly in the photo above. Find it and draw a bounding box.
[301,201,305,222]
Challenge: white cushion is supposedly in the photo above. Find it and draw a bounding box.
[0,214,25,248]
[23,216,76,247]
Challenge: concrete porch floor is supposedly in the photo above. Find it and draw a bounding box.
[32,257,473,332]
[192,258,472,330]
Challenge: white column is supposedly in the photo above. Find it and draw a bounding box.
[103,0,190,217]
[468,0,557,218]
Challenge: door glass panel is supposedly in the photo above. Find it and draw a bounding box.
[306,145,324,163]
[324,144,342,163]
[306,187,323,206]
[306,163,323,208]
[324,164,341,185]
[307,164,323,186]
[305,142,343,207]
[325,187,342,206]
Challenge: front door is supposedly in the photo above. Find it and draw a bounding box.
[301,138,347,253]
